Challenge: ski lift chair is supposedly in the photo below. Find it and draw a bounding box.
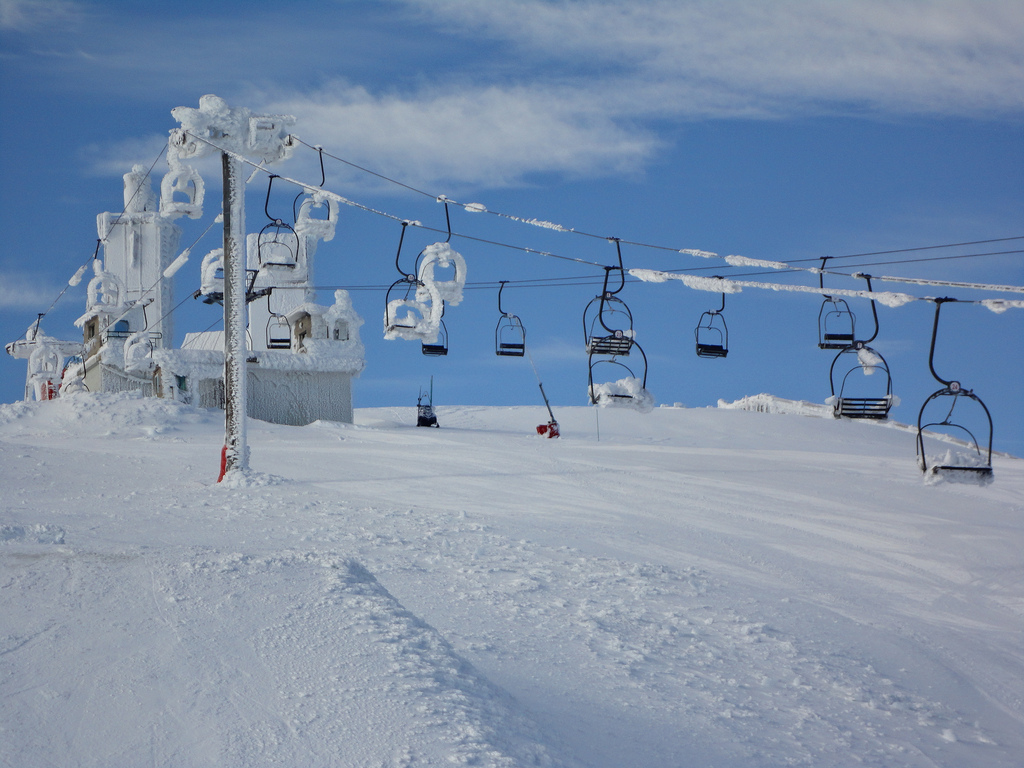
[421,317,449,357]
[916,384,994,480]
[384,221,442,344]
[583,255,637,356]
[581,247,634,356]
[266,315,291,349]
[584,292,635,356]
[695,290,729,358]
[496,318,526,356]
[818,298,856,349]
[384,276,430,334]
[256,175,299,269]
[816,257,856,349]
[495,282,526,357]
[915,299,993,480]
[587,343,650,408]
[256,221,299,269]
[829,342,893,419]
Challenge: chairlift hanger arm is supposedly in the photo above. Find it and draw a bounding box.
[439,196,452,243]
[263,175,286,224]
[497,280,511,316]
[607,238,626,295]
[855,273,879,344]
[594,265,634,337]
[393,221,415,280]
[926,298,958,388]
[711,277,726,313]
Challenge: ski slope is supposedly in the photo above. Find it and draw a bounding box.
[1,393,1022,767]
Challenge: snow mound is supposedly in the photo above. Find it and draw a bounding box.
[0,390,220,438]
[590,377,655,412]
[717,393,833,418]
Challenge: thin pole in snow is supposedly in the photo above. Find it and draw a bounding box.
[525,348,557,426]
[167,97,295,480]
[221,152,248,476]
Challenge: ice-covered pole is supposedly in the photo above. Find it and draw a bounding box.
[168,95,295,479]
[221,152,247,474]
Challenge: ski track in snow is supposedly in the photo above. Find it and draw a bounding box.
[1,392,1022,767]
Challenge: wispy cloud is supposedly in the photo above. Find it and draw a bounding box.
[0,0,84,32]
[264,83,661,191]
[44,0,1023,191]
[80,134,173,178]
[0,272,66,310]
[398,0,1024,116]
[260,0,1023,188]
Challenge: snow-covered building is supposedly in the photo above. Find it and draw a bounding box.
[7,99,365,425]
[71,163,188,398]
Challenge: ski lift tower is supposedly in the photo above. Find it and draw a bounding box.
[169,95,295,477]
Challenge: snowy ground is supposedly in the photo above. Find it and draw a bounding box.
[1,393,1022,767]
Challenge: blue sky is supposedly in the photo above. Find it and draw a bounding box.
[2,0,1022,455]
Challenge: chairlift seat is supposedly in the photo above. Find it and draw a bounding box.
[696,343,728,359]
[257,227,299,269]
[589,334,633,356]
[421,342,448,356]
[927,464,993,480]
[497,342,525,357]
[820,332,855,350]
[835,396,891,419]
[386,320,417,333]
[266,316,291,350]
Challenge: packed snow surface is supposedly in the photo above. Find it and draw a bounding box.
[1,393,1022,767]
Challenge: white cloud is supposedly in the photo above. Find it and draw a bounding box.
[399,0,1024,116]
[80,133,177,178]
[70,0,1024,193]
[0,0,83,31]
[264,83,662,191]
[0,272,65,310]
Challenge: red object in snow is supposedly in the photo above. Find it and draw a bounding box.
[536,421,560,438]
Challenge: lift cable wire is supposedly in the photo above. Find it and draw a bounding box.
[631,248,1024,283]
[291,135,1024,278]
[190,132,1024,302]
[628,268,1024,310]
[187,131,610,269]
[309,274,1024,312]
[660,250,1024,293]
